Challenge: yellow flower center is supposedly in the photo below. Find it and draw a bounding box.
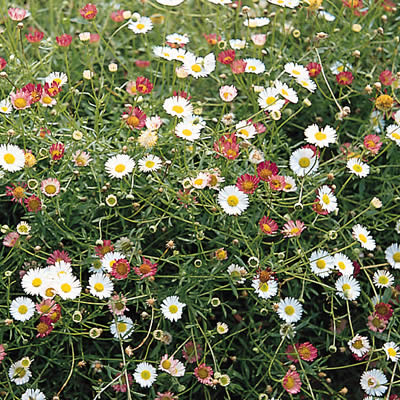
[172,105,184,114]
[137,23,145,30]
[1,106,8,112]
[352,164,362,173]
[115,164,126,173]
[315,131,326,141]
[169,305,178,314]
[338,261,346,270]
[191,64,202,73]
[292,69,300,75]
[342,283,351,291]
[4,153,15,164]
[263,224,272,233]
[281,88,288,96]
[94,283,104,292]
[388,348,397,357]
[358,234,367,243]
[223,92,230,99]
[316,259,326,269]
[393,252,400,262]
[375,94,393,111]
[378,275,389,285]
[162,360,171,369]
[45,184,57,194]
[14,367,26,378]
[117,322,127,332]
[299,157,310,168]
[182,129,192,136]
[266,96,276,105]
[227,195,239,206]
[248,65,256,71]
[194,178,204,186]
[18,305,28,314]
[290,227,300,235]
[284,305,295,315]
[322,194,330,204]
[353,339,363,349]
[14,98,27,109]
[145,160,155,168]
[61,283,72,293]
[392,132,400,140]
[32,278,42,287]
[259,282,269,292]
[45,287,56,297]
[239,129,249,137]
[285,376,295,389]
[42,96,53,104]
[141,370,151,380]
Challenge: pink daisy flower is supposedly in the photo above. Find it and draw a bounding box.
[364,134,382,155]
[194,363,213,385]
[25,195,42,213]
[367,313,387,333]
[286,343,318,362]
[111,259,131,280]
[41,177,60,197]
[36,316,54,338]
[282,369,302,394]
[236,174,260,194]
[108,293,129,316]
[8,7,28,21]
[122,106,147,130]
[112,373,133,393]
[281,220,306,238]
[80,3,98,20]
[47,250,71,265]
[257,161,279,182]
[5,182,27,205]
[49,143,65,161]
[269,175,286,191]
[182,341,202,363]
[0,344,6,363]
[94,240,114,259]
[36,299,57,315]
[134,257,157,279]
[259,216,278,235]
[3,232,19,247]
[155,392,178,400]
[10,89,32,110]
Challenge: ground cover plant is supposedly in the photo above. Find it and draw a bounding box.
[0,0,400,399]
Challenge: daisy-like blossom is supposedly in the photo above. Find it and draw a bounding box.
[304,124,337,147]
[373,269,394,288]
[352,224,376,250]
[138,154,162,172]
[275,80,298,103]
[105,154,135,179]
[230,59,247,74]
[333,253,354,276]
[236,120,257,140]
[289,147,319,176]
[110,316,134,340]
[41,178,60,197]
[55,275,81,300]
[217,49,236,64]
[219,85,237,102]
[243,58,265,74]
[277,297,303,323]
[282,369,302,394]
[134,362,157,388]
[5,182,27,204]
[94,240,114,259]
[191,172,209,189]
[336,71,354,85]
[80,3,97,19]
[386,124,400,146]
[56,34,72,47]
[385,243,400,269]
[286,342,318,362]
[136,76,153,94]
[134,257,158,279]
[218,185,249,215]
[159,354,186,377]
[175,121,201,141]
[379,70,396,86]
[375,302,393,320]
[155,392,178,400]
[10,296,36,322]
[236,174,260,194]
[164,96,193,118]
[216,322,229,334]
[166,33,189,46]
[258,87,285,112]
[281,220,306,238]
[21,268,47,296]
[364,134,382,155]
[9,361,32,385]
[46,72,68,87]
[335,275,361,300]
[229,38,246,49]
[360,369,388,397]
[296,77,317,92]
[227,264,247,284]
[0,144,26,172]
[21,388,46,400]
[347,157,370,178]
[348,334,370,357]
[3,231,20,247]
[112,373,133,393]
[72,150,92,167]
[128,16,153,34]
[269,175,286,191]
[252,278,278,299]
[367,312,388,333]
[283,176,297,192]
[194,363,213,385]
[316,185,338,213]
[8,7,28,21]
[306,62,322,78]
[89,272,114,299]
[123,106,147,129]
[182,341,202,363]
[36,316,54,338]
[49,143,65,161]
[251,33,267,46]
[110,10,125,22]
[161,296,186,322]
[145,115,163,131]
[257,160,279,181]
[0,99,12,114]
[108,293,129,316]
[259,216,279,235]
[383,342,400,362]
[309,250,334,277]
[111,258,130,280]
[284,62,309,80]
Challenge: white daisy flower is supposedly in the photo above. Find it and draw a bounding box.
[88,272,114,299]
[208,0,232,4]
[227,264,247,284]
[289,147,319,176]
[258,87,285,112]
[296,77,317,93]
[276,297,303,323]
[274,80,298,103]
[21,388,46,400]
[309,250,334,277]
[10,297,35,322]
[373,269,394,288]
[110,315,134,340]
[360,369,387,397]
[153,46,177,61]
[0,144,25,172]
[383,342,400,362]
[352,224,376,251]
[166,33,189,45]
[229,39,246,50]
[52,261,73,278]
[333,253,354,276]
[216,322,229,334]
[46,71,68,87]
[138,154,162,172]
[16,221,31,235]
[175,120,201,141]
[335,275,360,300]
[385,243,400,269]
[55,275,82,300]
[244,58,265,74]
[317,185,338,213]
[161,296,186,322]
[134,362,157,388]
[243,17,270,27]
[304,124,336,147]
[128,16,153,34]
[173,48,194,63]
[268,0,288,6]
[284,62,309,80]
[9,361,32,385]
[252,278,278,299]
[236,120,257,140]
[21,268,47,296]
[183,114,206,129]
[169,359,186,377]
[101,251,125,272]
[285,0,300,6]
[347,158,370,178]
[386,124,400,146]
[163,96,193,118]
[282,176,297,192]
[191,172,209,189]
[218,185,249,216]
[183,53,215,79]
[318,10,336,21]
[105,154,135,179]
[219,85,238,102]
[0,99,12,114]
[330,61,351,75]
[156,0,185,5]
[348,334,370,357]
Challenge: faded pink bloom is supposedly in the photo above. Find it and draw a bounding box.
[364,134,382,155]
[8,7,28,21]
[155,392,178,400]
[112,373,133,393]
[47,250,71,265]
[134,257,157,279]
[108,294,129,316]
[10,90,32,110]
[282,369,302,394]
[281,220,306,238]
[251,34,267,46]
[0,344,6,363]
[219,85,238,102]
[367,312,388,333]
[194,363,213,385]
[3,232,20,247]
[182,341,202,363]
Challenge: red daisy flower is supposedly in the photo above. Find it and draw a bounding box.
[312,198,329,215]
[379,70,395,86]
[257,161,279,182]
[56,34,73,47]
[5,182,27,204]
[194,363,213,385]
[112,373,133,393]
[110,10,125,22]
[374,302,393,320]
[122,106,147,130]
[25,29,44,43]
[90,33,100,43]
[306,62,321,78]
[282,369,302,394]
[80,3,98,20]
[134,257,157,279]
[217,49,236,65]
[135,60,150,68]
[259,216,278,235]
[111,258,131,280]
[282,220,306,238]
[47,250,71,265]
[46,303,62,323]
[25,195,42,213]
[269,175,286,191]
[0,58,6,71]
[49,142,65,161]
[236,174,260,194]
[182,341,202,363]
[44,82,61,97]
[363,134,382,155]
[135,76,153,94]
[336,71,354,86]
[94,240,114,258]
[22,83,43,103]
[36,316,54,338]
[203,33,221,45]
[230,59,247,74]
